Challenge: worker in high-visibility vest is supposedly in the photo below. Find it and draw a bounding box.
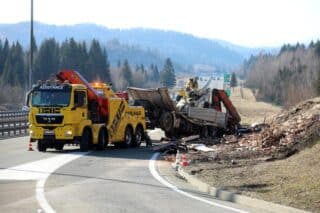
[186,78,198,91]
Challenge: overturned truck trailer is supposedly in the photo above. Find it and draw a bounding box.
[128,87,241,138]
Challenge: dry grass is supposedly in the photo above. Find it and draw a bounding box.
[230,87,282,125]
[189,141,320,212]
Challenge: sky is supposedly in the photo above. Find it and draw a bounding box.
[0,0,319,47]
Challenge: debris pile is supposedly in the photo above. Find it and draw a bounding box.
[217,97,320,160]
[158,97,320,162]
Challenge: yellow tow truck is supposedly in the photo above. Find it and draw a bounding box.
[28,70,146,152]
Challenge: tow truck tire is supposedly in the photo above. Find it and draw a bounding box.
[123,126,133,148]
[133,126,144,147]
[97,128,107,150]
[80,129,90,152]
[55,144,64,151]
[37,140,47,152]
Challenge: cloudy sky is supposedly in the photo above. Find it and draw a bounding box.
[1,0,319,47]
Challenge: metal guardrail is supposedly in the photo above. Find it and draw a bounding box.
[0,111,29,138]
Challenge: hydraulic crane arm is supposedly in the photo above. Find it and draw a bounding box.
[212,89,241,125]
[56,70,109,122]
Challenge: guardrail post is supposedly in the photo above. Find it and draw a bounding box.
[0,111,29,139]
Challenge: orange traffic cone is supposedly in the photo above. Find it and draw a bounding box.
[180,153,189,167]
[172,150,181,171]
[28,141,34,151]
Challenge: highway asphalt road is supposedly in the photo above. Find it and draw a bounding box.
[0,136,261,213]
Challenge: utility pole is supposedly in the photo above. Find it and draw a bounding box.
[29,0,34,89]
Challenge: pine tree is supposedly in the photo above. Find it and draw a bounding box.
[78,42,88,73]
[1,42,25,86]
[86,39,110,82]
[60,38,79,70]
[140,64,147,81]
[153,65,160,81]
[0,39,10,77]
[34,38,60,81]
[25,36,38,86]
[121,59,132,86]
[103,47,111,83]
[160,58,176,88]
[230,72,238,87]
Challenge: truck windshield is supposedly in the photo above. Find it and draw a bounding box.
[31,90,71,107]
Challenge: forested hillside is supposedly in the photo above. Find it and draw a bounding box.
[242,41,320,108]
[0,22,248,68]
[0,38,176,109]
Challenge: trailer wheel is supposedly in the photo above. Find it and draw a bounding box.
[201,126,209,138]
[133,126,144,147]
[97,128,107,150]
[37,140,47,152]
[160,112,173,133]
[80,129,90,152]
[123,126,133,148]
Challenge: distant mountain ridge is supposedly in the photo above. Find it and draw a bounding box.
[0,22,269,70]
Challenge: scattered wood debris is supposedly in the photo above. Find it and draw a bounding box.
[160,97,320,163]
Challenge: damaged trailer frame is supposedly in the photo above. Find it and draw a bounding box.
[128,87,241,138]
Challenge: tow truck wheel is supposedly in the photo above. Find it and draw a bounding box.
[55,144,64,151]
[80,129,90,152]
[133,126,144,147]
[123,126,133,148]
[37,140,47,152]
[97,128,107,150]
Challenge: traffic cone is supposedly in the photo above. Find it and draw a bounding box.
[172,150,181,171]
[180,153,189,167]
[28,141,34,151]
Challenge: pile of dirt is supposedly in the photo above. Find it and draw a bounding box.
[223,97,319,159]
[159,97,319,163]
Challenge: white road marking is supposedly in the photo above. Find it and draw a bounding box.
[149,152,248,213]
[0,152,88,213]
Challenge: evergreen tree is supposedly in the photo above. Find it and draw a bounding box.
[34,38,60,81]
[86,39,110,82]
[78,41,88,72]
[60,38,79,70]
[135,64,140,72]
[1,42,25,86]
[160,58,176,88]
[0,39,10,76]
[140,64,147,81]
[103,47,111,83]
[14,42,25,86]
[153,65,160,81]
[25,35,38,86]
[121,59,132,86]
[230,72,238,87]
[149,63,160,81]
